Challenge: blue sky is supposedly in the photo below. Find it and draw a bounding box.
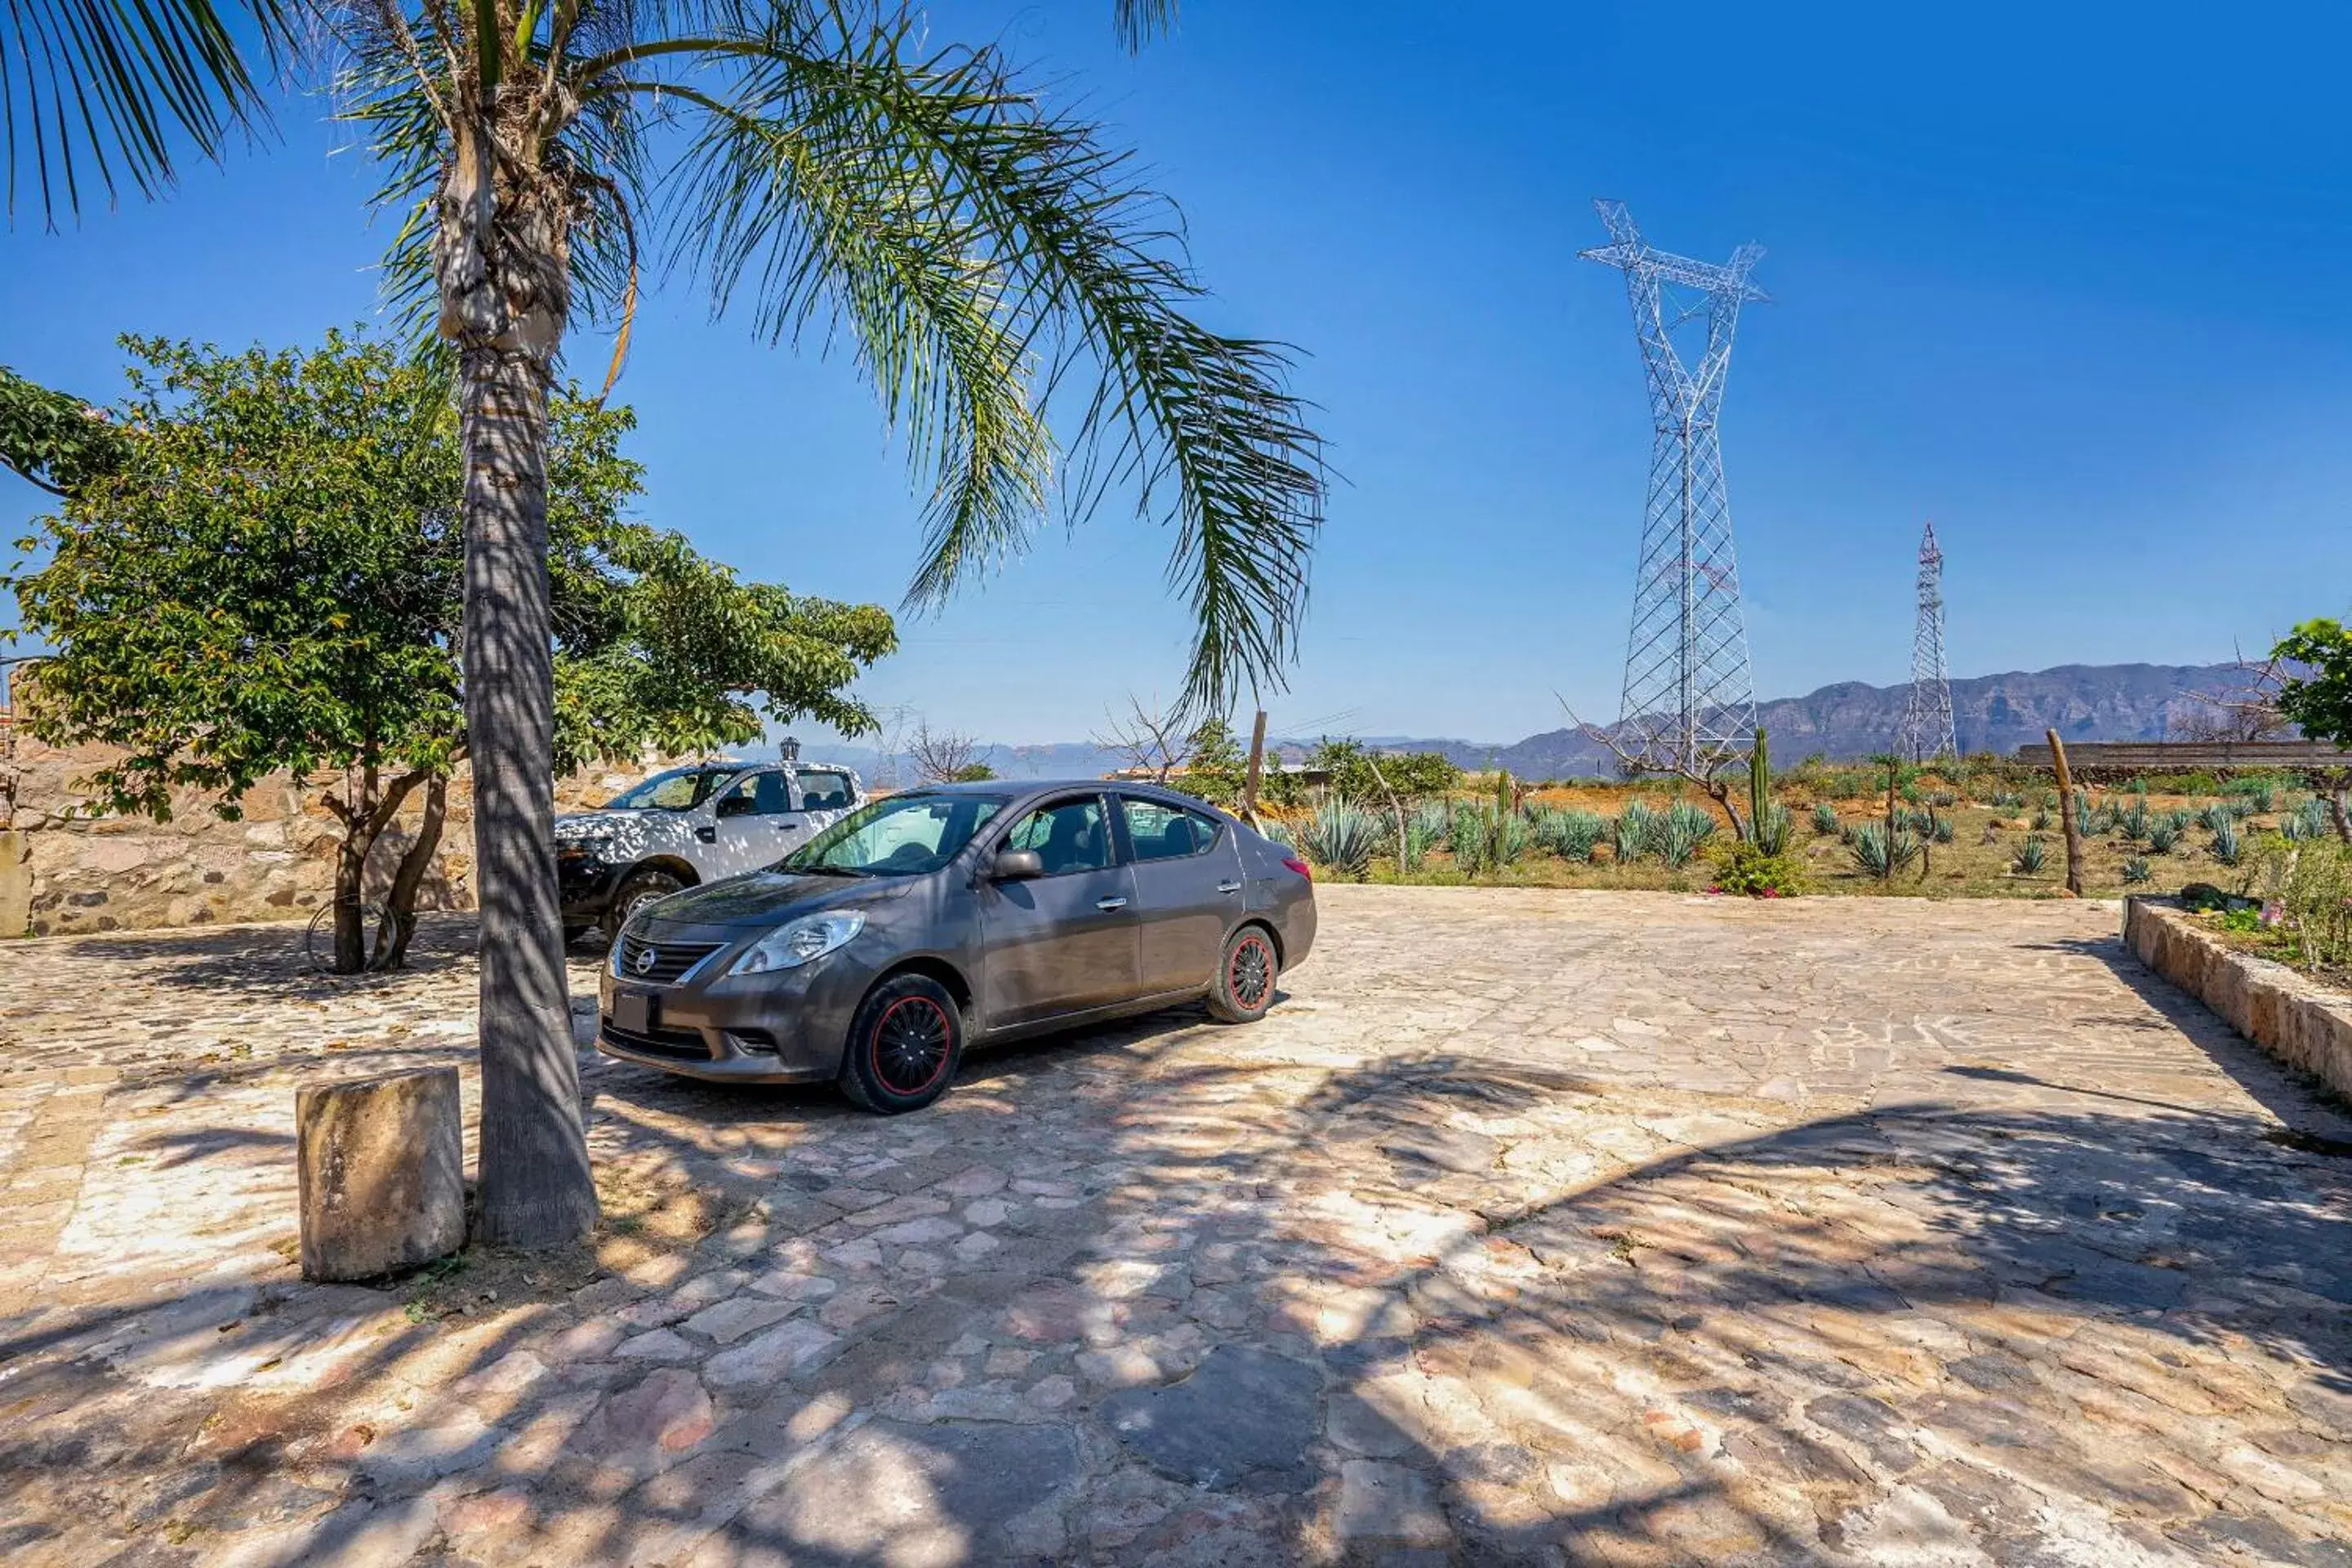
[7,0,2351,746]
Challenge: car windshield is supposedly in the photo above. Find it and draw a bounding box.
[602,766,742,812]
[780,792,1008,877]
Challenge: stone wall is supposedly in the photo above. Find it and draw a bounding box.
[2123,894,2352,1104]
[0,710,656,938]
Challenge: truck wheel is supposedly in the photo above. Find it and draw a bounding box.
[838,974,964,1114]
[605,868,684,940]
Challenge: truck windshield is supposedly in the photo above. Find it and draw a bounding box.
[603,766,742,812]
[781,793,1008,877]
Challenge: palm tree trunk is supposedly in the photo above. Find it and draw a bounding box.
[461,343,597,1247]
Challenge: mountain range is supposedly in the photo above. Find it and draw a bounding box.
[774,662,2247,782]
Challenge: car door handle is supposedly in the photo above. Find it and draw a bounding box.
[1096,897,1129,911]
[1217,880,1243,893]
[694,826,716,843]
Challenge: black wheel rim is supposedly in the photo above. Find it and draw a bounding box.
[872,996,953,1095]
[1229,937,1273,1009]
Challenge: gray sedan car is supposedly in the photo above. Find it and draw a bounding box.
[595,780,1316,1111]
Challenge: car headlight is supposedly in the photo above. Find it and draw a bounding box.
[728,911,865,976]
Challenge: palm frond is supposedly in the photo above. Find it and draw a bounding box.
[1111,0,1176,53]
[4,0,290,223]
[601,5,1321,710]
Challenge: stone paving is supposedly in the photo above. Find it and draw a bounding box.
[2,888,2350,1566]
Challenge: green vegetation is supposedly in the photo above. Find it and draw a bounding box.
[1811,803,1840,835]
[1298,801,1379,880]
[2012,835,2049,875]
[1849,822,1921,879]
[2123,856,2153,884]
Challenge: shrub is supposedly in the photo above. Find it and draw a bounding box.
[2252,835,2352,971]
[1710,840,1804,898]
[2147,822,2180,854]
[2012,835,2048,875]
[2211,819,2243,866]
[2122,856,2153,884]
[1849,822,1920,878]
[1298,801,1379,879]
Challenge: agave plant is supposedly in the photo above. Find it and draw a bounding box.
[2031,806,2052,832]
[1542,808,1606,862]
[1848,822,1920,878]
[1754,802,1793,856]
[2298,799,2334,839]
[2122,856,2153,884]
[1930,813,1955,844]
[2198,802,2233,833]
[1811,803,1839,836]
[1299,801,1379,879]
[2252,786,2276,813]
[2147,821,2180,854]
[1449,804,1490,877]
[2211,819,2243,866]
[2011,835,2048,875]
[1614,800,1660,865]
[1665,800,1717,848]
[1494,808,1531,867]
[2119,800,2149,840]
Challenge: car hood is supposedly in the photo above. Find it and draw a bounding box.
[639,869,911,932]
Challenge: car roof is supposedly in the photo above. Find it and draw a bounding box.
[913,778,1234,813]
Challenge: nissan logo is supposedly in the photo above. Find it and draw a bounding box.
[632,945,658,977]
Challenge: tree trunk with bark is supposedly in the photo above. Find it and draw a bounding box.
[437,118,598,1247]
[374,772,451,971]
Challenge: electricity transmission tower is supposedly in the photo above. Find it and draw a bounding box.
[1896,520,1958,763]
[1581,200,1767,776]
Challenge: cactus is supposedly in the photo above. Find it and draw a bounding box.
[1811,803,1838,835]
[2123,856,2153,884]
[1494,808,1530,866]
[1494,768,1514,817]
[2012,835,2048,875]
[1748,728,1771,844]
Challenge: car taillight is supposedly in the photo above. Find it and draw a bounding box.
[1281,856,1312,881]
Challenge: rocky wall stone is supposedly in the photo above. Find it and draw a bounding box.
[1,728,660,939]
[2123,893,2352,1102]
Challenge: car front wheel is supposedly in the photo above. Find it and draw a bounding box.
[1208,925,1279,1024]
[839,974,965,1114]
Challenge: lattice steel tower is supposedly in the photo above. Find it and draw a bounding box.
[1896,520,1958,763]
[1582,200,1768,773]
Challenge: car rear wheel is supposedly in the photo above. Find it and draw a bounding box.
[1208,924,1279,1024]
[605,868,685,941]
[839,974,964,1114]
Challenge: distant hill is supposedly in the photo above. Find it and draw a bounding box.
[764,662,2247,783]
[1426,662,2246,777]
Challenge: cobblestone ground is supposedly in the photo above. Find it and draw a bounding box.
[2,889,2350,1567]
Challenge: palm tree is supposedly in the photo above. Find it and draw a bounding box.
[9,0,1324,1245]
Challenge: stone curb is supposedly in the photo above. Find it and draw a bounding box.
[2123,893,2352,1102]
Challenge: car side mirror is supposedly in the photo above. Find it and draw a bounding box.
[991,849,1045,880]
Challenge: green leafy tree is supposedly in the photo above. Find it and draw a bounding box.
[1307,737,1463,804]
[6,335,893,970]
[2272,619,2352,841]
[1178,716,1247,807]
[17,0,1323,1247]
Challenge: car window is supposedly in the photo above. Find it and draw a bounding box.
[1006,798,1110,875]
[782,793,1007,876]
[754,772,791,814]
[605,765,738,811]
[797,770,853,811]
[1124,797,1223,862]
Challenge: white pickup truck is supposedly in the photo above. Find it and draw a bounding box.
[554,758,866,941]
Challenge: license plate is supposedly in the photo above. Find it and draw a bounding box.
[612,991,655,1033]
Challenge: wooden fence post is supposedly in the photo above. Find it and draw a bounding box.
[2047,728,2084,897]
[1240,710,1269,825]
